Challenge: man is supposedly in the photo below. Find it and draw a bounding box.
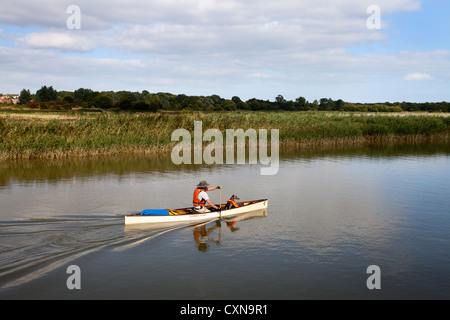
[193,181,221,213]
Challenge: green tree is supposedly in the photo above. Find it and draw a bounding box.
[119,98,133,110]
[209,94,224,108]
[236,101,249,110]
[35,85,57,102]
[335,99,345,110]
[94,95,114,109]
[148,96,160,112]
[319,98,336,110]
[231,96,242,104]
[220,99,237,111]
[275,95,286,105]
[247,98,269,111]
[74,88,94,103]
[133,101,149,110]
[295,96,307,110]
[19,89,32,105]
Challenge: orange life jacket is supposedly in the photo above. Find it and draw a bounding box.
[193,188,207,207]
[227,199,239,208]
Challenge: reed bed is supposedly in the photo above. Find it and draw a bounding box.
[0,112,449,160]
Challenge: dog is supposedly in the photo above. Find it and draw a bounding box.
[225,194,240,209]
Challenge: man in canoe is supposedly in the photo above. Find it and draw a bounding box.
[193,180,221,213]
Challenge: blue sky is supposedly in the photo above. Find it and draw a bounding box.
[0,0,449,103]
[388,0,450,51]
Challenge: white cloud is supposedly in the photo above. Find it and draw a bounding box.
[1,43,448,99]
[3,0,422,56]
[15,32,98,52]
[0,0,421,28]
[403,72,432,81]
[11,16,385,56]
[2,0,449,103]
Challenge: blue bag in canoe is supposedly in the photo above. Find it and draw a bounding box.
[140,209,170,216]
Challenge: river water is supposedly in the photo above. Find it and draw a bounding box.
[0,143,449,300]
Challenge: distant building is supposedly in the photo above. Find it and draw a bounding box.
[0,94,20,104]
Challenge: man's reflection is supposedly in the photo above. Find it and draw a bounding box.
[193,220,240,252]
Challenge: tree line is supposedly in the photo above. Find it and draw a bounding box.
[17,86,450,113]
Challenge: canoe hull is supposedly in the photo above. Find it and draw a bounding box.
[125,199,268,225]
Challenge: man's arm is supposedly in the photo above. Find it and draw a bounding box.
[206,199,219,210]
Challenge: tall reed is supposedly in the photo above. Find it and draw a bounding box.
[0,112,448,160]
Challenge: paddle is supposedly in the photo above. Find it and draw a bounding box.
[218,185,222,219]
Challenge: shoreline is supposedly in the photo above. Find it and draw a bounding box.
[1,134,448,161]
[1,111,449,161]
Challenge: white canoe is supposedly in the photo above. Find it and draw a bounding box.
[125,199,268,225]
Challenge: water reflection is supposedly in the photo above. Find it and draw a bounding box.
[124,209,268,253]
[1,142,448,188]
[193,221,221,252]
[193,209,268,252]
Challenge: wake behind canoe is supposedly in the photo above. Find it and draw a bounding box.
[125,199,268,225]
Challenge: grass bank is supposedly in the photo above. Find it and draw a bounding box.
[0,111,449,160]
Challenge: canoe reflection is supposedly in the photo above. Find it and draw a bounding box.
[194,209,268,252]
[123,209,267,252]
